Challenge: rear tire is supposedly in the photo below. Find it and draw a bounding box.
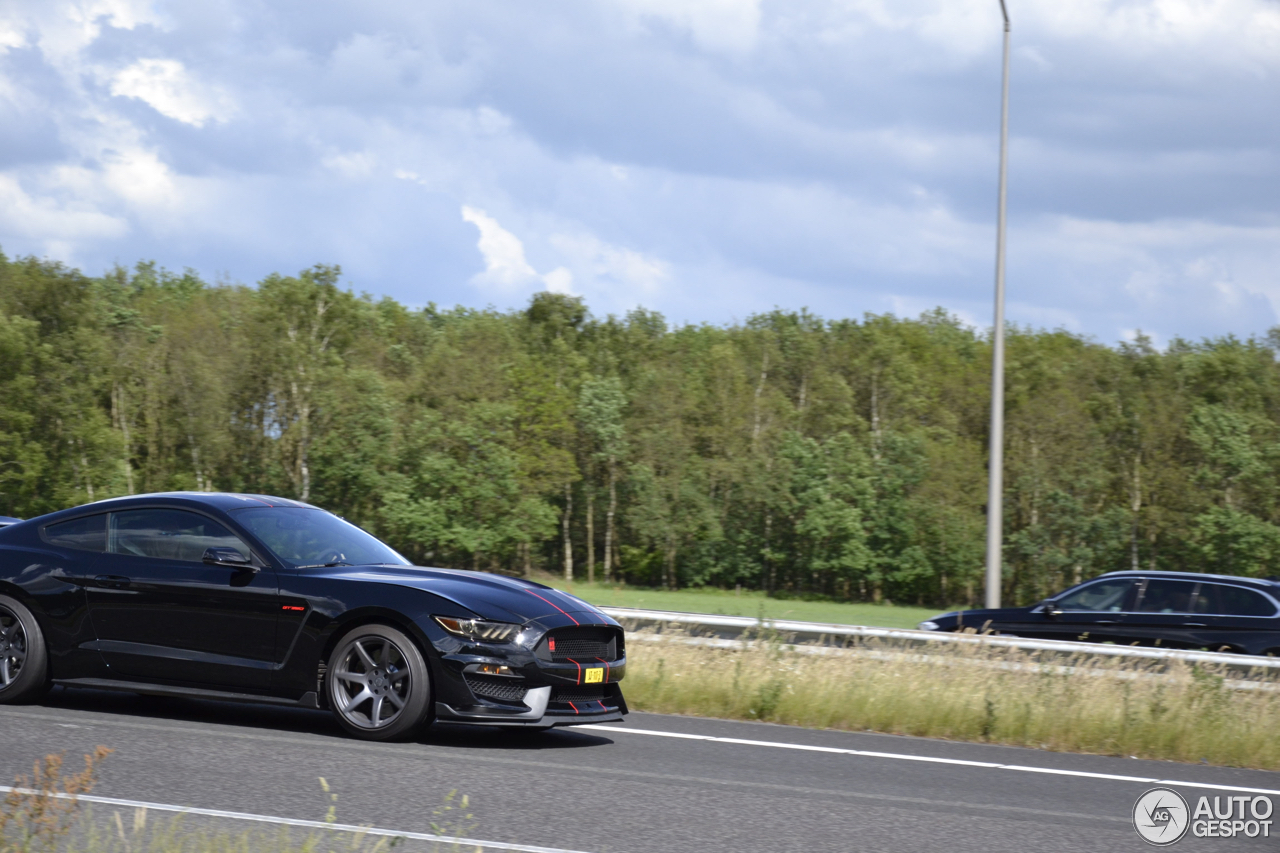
[0,594,48,704]
[326,623,431,741]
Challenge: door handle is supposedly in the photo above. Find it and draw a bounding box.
[1095,620,1118,624]
[1185,622,1208,627]
[94,575,132,589]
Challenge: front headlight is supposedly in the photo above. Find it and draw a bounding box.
[433,616,522,643]
[917,620,941,631]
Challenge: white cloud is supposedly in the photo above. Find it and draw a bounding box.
[549,231,669,298]
[460,204,582,296]
[0,174,128,242]
[323,151,377,179]
[461,205,540,292]
[110,58,233,126]
[3,0,165,69]
[542,266,575,294]
[459,205,667,304]
[0,0,1276,345]
[0,22,24,52]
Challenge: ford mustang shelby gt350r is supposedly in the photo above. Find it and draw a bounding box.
[0,492,627,739]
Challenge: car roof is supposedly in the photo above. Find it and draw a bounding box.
[20,492,317,526]
[1099,569,1280,592]
[144,492,316,510]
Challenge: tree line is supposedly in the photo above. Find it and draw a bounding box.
[4,251,1280,607]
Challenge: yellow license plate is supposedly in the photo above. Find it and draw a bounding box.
[584,667,604,684]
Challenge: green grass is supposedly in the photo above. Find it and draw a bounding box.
[541,578,943,630]
[624,632,1280,770]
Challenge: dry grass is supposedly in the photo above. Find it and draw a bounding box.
[2,751,479,853]
[623,631,1280,770]
[1,746,113,852]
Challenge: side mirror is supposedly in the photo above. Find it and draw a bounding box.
[1044,601,1063,618]
[203,547,258,572]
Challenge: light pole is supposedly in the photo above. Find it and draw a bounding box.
[985,0,1011,610]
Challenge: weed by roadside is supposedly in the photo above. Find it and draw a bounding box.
[0,745,113,852]
[2,750,482,853]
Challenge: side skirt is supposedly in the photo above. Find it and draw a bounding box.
[53,678,320,709]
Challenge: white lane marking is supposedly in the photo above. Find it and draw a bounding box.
[0,786,591,853]
[580,725,1280,797]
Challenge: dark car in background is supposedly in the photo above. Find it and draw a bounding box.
[0,492,626,740]
[918,570,1280,656]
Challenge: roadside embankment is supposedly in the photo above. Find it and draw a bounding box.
[622,630,1280,770]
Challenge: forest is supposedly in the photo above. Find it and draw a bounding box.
[3,251,1280,608]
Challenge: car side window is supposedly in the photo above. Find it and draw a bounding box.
[1136,579,1198,613]
[109,509,251,564]
[1199,584,1277,618]
[1056,579,1132,612]
[44,514,108,552]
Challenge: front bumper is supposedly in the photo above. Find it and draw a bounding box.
[435,683,628,727]
[428,612,628,727]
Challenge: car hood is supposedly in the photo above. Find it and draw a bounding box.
[929,605,1038,627]
[308,564,617,627]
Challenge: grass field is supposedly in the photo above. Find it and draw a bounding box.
[540,578,943,629]
[623,632,1280,770]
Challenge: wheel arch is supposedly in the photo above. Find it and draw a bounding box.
[0,580,49,633]
[315,606,438,712]
[0,579,35,605]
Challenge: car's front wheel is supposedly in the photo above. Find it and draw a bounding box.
[326,623,431,740]
[0,594,48,704]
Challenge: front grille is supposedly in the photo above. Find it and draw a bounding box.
[541,627,618,662]
[552,685,607,704]
[465,675,528,703]
[553,638,611,659]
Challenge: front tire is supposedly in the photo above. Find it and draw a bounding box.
[0,594,48,704]
[326,623,431,741]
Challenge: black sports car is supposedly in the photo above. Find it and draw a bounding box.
[0,492,627,740]
[918,570,1280,656]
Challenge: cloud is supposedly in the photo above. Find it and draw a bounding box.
[460,205,582,297]
[461,205,540,292]
[0,173,127,243]
[549,231,668,301]
[619,0,762,52]
[541,266,575,294]
[0,0,1275,345]
[459,204,672,306]
[110,59,233,126]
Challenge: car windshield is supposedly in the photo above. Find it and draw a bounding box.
[231,507,409,569]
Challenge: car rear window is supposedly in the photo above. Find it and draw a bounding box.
[44,514,107,552]
[1196,584,1278,618]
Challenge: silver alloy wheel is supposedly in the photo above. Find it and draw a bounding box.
[331,634,413,730]
[0,603,28,690]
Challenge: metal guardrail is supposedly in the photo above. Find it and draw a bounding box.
[599,606,1280,674]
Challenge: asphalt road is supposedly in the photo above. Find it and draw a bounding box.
[2,687,1278,853]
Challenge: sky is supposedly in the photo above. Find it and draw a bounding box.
[0,0,1277,345]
